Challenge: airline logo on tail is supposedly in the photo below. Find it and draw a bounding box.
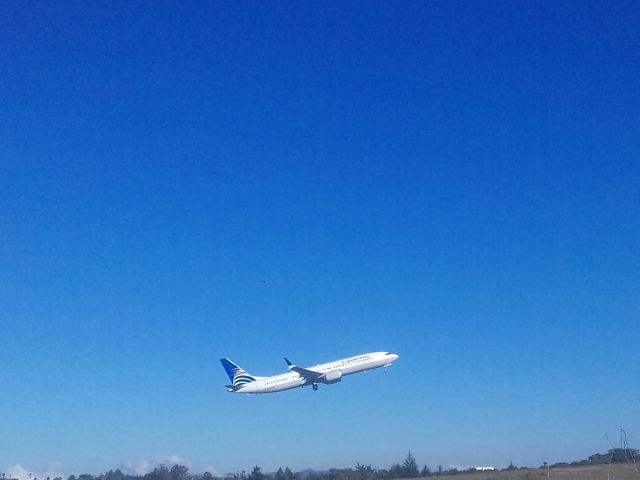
[220,358,256,388]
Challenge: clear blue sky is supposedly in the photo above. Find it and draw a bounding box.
[1,0,639,477]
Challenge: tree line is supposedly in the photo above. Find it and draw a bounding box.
[7,448,637,480]
[0,453,494,480]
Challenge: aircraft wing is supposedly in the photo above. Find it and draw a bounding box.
[284,357,323,382]
[290,365,323,380]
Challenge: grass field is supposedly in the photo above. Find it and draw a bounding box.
[412,465,639,480]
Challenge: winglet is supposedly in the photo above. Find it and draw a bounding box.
[284,357,294,369]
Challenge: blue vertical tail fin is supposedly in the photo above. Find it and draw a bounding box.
[220,358,256,387]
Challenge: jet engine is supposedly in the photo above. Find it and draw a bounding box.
[323,369,342,384]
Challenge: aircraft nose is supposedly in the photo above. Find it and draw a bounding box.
[389,353,399,362]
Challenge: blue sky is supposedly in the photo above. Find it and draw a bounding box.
[1,0,639,477]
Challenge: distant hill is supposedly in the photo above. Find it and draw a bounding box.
[552,448,639,467]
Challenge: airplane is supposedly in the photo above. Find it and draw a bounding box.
[220,351,399,394]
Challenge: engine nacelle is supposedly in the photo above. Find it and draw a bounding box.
[323,369,342,384]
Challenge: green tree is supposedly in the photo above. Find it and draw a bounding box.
[170,465,189,480]
[401,453,419,478]
[248,467,263,480]
[145,465,171,480]
[105,470,125,480]
[355,464,376,480]
[420,466,430,477]
[388,464,401,479]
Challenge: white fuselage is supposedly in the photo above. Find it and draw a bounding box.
[235,351,399,394]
